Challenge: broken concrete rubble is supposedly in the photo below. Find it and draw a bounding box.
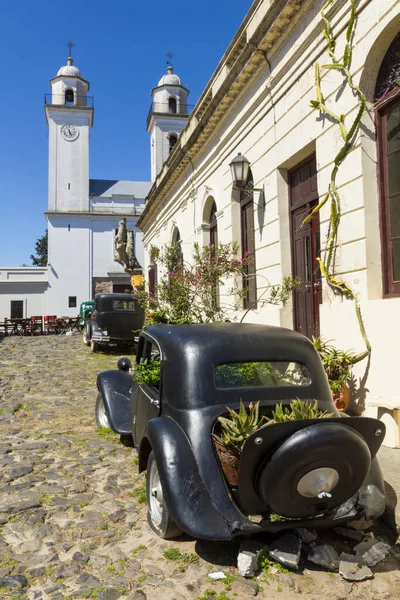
[353,539,391,567]
[308,544,339,571]
[268,534,302,570]
[237,539,265,578]
[339,552,374,582]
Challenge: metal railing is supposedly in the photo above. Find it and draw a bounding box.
[146,102,194,128]
[44,94,95,108]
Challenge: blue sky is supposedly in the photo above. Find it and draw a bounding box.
[1,0,252,266]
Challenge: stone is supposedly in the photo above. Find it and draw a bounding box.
[268,534,302,570]
[130,591,147,600]
[29,567,46,578]
[334,527,364,542]
[353,540,391,567]
[339,552,374,582]
[0,575,28,588]
[348,517,374,531]
[72,551,90,564]
[308,545,339,571]
[75,572,102,587]
[98,588,121,600]
[296,528,317,544]
[0,499,41,514]
[109,509,126,523]
[281,573,295,588]
[237,539,265,578]
[371,579,392,598]
[231,579,258,596]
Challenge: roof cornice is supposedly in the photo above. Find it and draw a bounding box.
[138,0,305,230]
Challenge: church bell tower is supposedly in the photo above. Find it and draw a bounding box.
[147,65,190,181]
[44,49,94,212]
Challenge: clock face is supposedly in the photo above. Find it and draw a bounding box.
[60,124,79,141]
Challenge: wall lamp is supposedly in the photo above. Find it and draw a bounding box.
[229,153,265,208]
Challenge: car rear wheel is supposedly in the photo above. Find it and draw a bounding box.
[146,451,183,539]
[91,340,98,353]
[95,393,110,429]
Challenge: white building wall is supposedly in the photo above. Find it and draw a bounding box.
[141,0,400,446]
[46,215,91,316]
[0,268,48,319]
[47,109,91,212]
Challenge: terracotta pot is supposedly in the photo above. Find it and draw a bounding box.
[332,383,350,413]
[214,441,240,486]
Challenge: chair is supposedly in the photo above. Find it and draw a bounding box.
[29,316,43,335]
[44,315,58,334]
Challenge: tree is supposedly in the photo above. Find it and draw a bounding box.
[30,229,48,266]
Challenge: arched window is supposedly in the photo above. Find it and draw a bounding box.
[168,97,177,114]
[240,169,257,308]
[65,89,74,106]
[169,134,178,154]
[376,33,400,296]
[209,201,218,256]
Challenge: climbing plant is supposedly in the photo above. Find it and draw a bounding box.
[307,0,370,353]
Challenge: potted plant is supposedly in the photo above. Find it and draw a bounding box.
[312,337,368,412]
[213,399,333,486]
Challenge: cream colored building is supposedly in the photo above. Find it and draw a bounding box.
[138,0,400,447]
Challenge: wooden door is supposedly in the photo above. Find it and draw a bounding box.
[289,158,322,339]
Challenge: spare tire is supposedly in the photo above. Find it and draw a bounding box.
[257,423,371,518]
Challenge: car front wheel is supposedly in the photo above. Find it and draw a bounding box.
[83,322,91,346]
[146,451,183,539]
[95,393,110,429]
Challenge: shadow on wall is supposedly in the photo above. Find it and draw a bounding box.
[347,354,371,415]
[257,190,265,241]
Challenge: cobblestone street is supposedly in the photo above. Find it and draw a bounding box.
[0,335,399,600]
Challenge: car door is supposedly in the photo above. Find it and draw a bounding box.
[132,335,162,445]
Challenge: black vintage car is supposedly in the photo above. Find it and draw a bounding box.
[95,323,387,540]
[83,293,144,353]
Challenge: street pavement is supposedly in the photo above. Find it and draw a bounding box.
[0,334,399,600]
[378,446,400,531]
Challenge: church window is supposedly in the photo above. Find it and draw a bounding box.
[65,89,74,106]
[68,296,77,308]
[169,134,177,154]
[168,97,177,114]
[376,33,400,296]
[10,300,23,319]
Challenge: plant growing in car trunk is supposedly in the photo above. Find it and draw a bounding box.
[213,399,334,486]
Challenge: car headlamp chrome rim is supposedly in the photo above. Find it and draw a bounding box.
[297,467,339,498]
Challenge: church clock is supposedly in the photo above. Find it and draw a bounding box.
[60,124,79,141]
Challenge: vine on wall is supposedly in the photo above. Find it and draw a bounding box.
[307,0,370,353]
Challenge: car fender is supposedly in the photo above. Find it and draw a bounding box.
[145,417,232,541]
[97,370,132,435]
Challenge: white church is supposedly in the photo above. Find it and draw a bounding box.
[0,55,190,319]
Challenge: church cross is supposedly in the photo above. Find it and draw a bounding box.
[166,51,173,66]
[67,40,75,57]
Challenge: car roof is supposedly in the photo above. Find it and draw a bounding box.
[95,293,135,301]
[142,323,332,410]
[144,322,309,360]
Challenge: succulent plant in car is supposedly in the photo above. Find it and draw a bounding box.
[269,399,333,423]
[213,400,268,457]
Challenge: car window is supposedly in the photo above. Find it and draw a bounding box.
[112,300,135,310]
[214,361,310,388]
[135,338,161,392]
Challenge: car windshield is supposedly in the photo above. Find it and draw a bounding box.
[215,361,310,388]
[112,300,135,311]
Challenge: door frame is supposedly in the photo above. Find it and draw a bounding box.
[288,155,321,338]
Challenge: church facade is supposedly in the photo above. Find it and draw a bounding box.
[138,0,400,447]
[1,56,188,319]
